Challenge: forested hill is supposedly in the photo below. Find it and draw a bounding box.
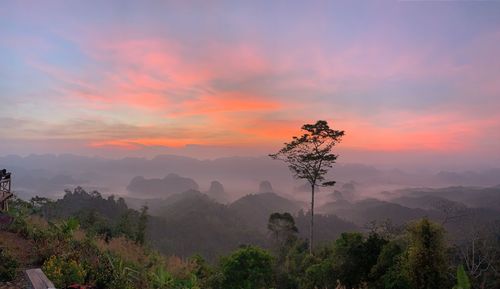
[39,187,358,259]
[35,185,500,259]
[3,186,499,289]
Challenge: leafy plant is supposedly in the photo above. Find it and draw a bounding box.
[0,248,18,282]
[50,217,80,240]
[269,120,344,253]
[150,266,174,289]
[7,202,31,237]
[106,253,139,289]
[173,274,200,289]
[219,246,274,289]
[453,265,471,289]
[42,255,86,288]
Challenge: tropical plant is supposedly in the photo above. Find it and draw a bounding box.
[135,205,148,245]
[0,248,18,282]
[50,217,80,240]
[218,246,274,289]
[106,253,139,289]
[149,266,174,289]
[42,255,86,288]
[407,218,448,289]
[453,265,471,289]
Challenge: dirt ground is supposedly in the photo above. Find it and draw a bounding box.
[0,275,30,289]
[0,230,36,289]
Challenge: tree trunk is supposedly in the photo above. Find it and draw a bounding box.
[310,184,315,254]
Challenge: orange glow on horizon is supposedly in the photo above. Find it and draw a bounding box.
[84,112,496,153]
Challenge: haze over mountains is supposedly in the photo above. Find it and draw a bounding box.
[2,153,499,259]
[2,153,500,202]
[39,173,500,260]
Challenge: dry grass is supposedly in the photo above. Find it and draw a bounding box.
[0,230,35,266]
[96,236,149,264]
[165,255,193,278]
[25,215,48,229]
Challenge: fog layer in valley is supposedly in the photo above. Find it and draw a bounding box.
[3,153,500,201]
[1,153,499,261]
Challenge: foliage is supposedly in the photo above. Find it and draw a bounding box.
[42,255,87,288]
[454,265,471,289]
[407,218,449,289]
[149,265,174,288]
[5,189,474,289]
[0,248,18,282]
[218,246,274,289]
[270,120,344,253]
[268,213,298,241]
[268,212,299,257]
[269,120,345,187]
[331,232,384,289]
[135,205,148,245]
[274,238,310,289]
[190,255,213,289]
[105,253,139,289]
[6,196,33,237]
[369,240,409,289]
[43,187,142,242]
[30,196,55,218]
[301,256,337,289]
[50,217,80,240]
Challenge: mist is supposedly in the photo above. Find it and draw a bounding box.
[2,153,499,204]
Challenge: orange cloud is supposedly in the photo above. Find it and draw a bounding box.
[22,28,500,157]
[78,108,500,158]
[337,112,500,152]
[169,92,282,117]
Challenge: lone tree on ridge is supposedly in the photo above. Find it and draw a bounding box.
[269,120,344,254]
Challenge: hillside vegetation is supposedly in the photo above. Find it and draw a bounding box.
[0,187,498,289]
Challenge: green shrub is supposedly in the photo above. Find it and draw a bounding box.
[454,265,471,289]
[218,246,274,289]
[42,255,86,288]
[93,254,115,289]
[105,253,139,289]
[0,248,18,282]
[172,274,200,289]
[149,266,174,289]
[49,217,80,241]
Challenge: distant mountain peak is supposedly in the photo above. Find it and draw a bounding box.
[207,180,228,203]
[209,181,225,194]
[258,180,273,193]
[127,173,199,197]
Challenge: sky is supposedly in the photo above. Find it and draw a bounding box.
[1,1,499,168]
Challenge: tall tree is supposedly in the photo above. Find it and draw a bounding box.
[270,120,344,253]
[135,205,148,245]
[268,212,298,249]
[268,212,299,288]
[407,218,448,289]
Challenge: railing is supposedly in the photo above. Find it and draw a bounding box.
[0,170,12,211]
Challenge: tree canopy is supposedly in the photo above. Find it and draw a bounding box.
[269,120,344,188]
[270,120,344,253]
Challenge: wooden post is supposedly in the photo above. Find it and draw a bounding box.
[25,268,56,289]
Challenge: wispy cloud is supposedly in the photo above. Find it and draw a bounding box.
[1,0,499,163]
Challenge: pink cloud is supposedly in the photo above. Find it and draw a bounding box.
[17,25,499,156]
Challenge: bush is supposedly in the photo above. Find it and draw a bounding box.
[93,254,115,289]
[0,248,18,282]
[149,266,174,289]
[42,255,86,288]
[104,253,139,289]
[218,246,274,289]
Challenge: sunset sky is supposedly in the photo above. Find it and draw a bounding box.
[1,1,499,168]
